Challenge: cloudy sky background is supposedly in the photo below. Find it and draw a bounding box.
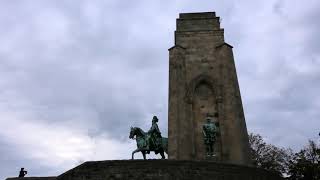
[1,0,319,179]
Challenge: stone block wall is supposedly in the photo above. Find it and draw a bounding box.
[57,160,282,180]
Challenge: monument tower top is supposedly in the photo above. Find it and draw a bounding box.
[176,12,221,32]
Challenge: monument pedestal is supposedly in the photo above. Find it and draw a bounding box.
[7,160,283,180]
[205,154,219,161]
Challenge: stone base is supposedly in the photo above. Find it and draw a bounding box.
[6,177,56,180]
[205,154,219,161]
[7,160,283,180]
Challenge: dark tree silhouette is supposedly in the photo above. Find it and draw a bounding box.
[249,133,320,179]
[288,140,320,180]
[248,133,292,177]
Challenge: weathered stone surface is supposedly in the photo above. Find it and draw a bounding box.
[168,12,251,165]
[57,160,282,180]
[6,177,56,180]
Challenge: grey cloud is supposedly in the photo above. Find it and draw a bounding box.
[0,140,63,180]
[209,0,320,150]
[1,0,320,179]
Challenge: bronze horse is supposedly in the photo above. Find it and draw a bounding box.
[129,127,168,159]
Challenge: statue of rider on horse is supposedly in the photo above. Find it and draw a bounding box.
[129,116,168,159]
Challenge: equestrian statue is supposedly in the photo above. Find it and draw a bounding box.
[129,116,168,159]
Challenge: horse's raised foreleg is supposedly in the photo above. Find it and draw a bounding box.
[131,149,140,160]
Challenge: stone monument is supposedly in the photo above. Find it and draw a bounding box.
[5,12,283,180]
[168,12,251,165]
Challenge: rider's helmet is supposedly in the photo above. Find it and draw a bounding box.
[152,116,159,123]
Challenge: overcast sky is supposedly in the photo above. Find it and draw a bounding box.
[1,0,320,179]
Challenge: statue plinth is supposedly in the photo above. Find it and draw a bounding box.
[205,154,218,161]
[7,160,283,180]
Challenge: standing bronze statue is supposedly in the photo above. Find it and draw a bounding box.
[203,113,219,157]
[129,116,168,160]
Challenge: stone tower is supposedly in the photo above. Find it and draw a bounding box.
[168,12,251,165]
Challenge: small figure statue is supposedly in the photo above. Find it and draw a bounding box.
[203,113,219,157]
[18,167,27,177]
